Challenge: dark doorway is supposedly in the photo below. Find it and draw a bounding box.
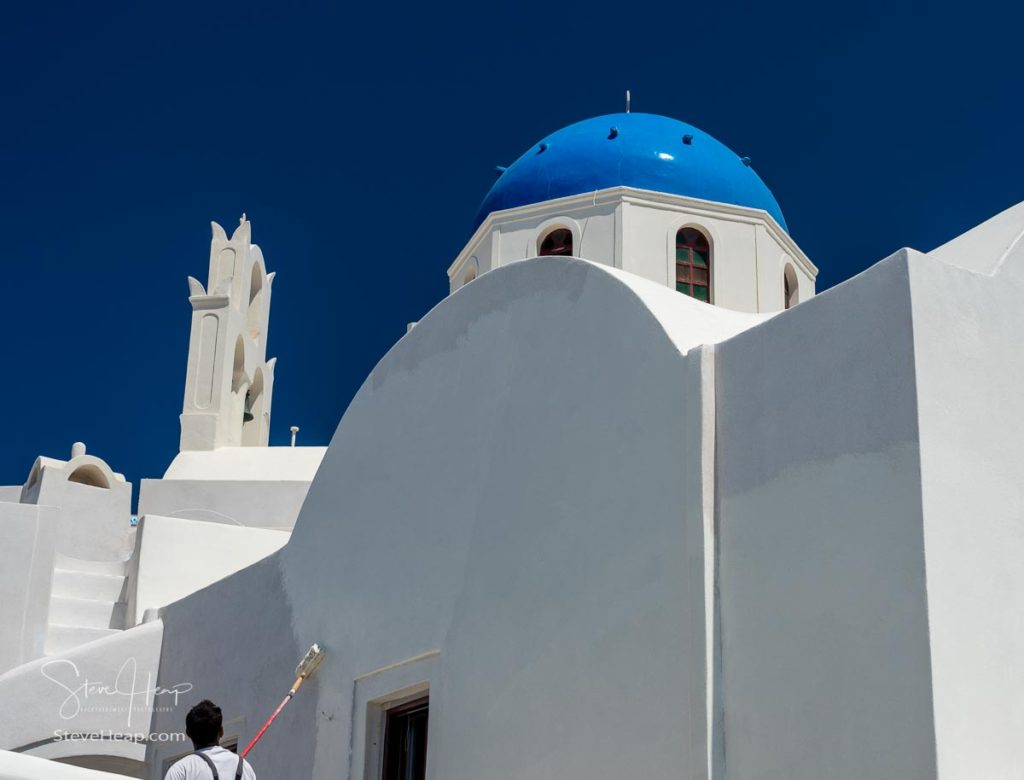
[382,696,429,780]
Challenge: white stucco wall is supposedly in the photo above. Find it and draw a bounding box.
[494,204,618,270]
[47,482,133,562]
[0,486,24,502]
[712,251,937,778]
[136,479,312,530]
[926,199,1024,275]
[449,194,619,288]
[128,514,288,625]
[145,555,307,777]
[0,502,59,673]
[138,445,324,531]
[21,456,133,563]
[161,447,326,481]
[910,244,1024,778]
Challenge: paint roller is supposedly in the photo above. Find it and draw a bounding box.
[240,643,325,759]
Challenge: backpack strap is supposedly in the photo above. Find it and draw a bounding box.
[235,754,245,779]
[193,750,219,779]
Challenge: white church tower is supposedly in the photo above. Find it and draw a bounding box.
[179,216,276,451]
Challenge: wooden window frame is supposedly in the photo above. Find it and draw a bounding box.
[675,227,711,302]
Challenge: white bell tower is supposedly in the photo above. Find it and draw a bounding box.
[179,216,276,451]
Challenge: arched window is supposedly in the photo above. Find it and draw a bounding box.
[538,228,573,257]
[462,266,477,286]
[675,227,711,302]
[783,264,798,309]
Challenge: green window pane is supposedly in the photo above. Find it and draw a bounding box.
[676,282,691,295]
[693,267,709,285]
[692,250,707,267]
[676,247,691,262]
[693,286,709,302]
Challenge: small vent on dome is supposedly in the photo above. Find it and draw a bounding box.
[682,134,693,145]
[608,127,619,139]
[537,143,548,154]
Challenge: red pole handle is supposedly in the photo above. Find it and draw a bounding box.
[240,675,304,759]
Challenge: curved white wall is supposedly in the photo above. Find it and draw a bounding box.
[151,258,763,779]
[0,750,132,780]
[0,621,163,773]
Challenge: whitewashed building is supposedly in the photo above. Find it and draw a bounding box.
[0,216,324,776]
[2,112,1023,780]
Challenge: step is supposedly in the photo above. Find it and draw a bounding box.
[48,596,127,630]
[44,624,121,656]
[51,569,127,602]
[53,554,128,577]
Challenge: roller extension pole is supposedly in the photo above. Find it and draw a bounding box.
[241,644,325,759]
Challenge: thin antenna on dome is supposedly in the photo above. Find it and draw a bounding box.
[625,90,631,113]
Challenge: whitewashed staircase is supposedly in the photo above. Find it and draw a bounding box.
[45,555,129,656]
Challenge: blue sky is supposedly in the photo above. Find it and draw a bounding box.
[1,0,1020,492]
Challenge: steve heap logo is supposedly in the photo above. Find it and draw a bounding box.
[53,729,186,743]
[40,657,193,727]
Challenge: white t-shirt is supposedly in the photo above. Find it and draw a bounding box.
[164,746,256,780]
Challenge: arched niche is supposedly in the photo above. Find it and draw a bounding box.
[242,367,266,446]
[67,464,110,489]
[247,263,265,343]
[231,337,247,395]
[784,263,799,309]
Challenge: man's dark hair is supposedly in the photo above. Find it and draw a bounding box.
[185,699,223,749]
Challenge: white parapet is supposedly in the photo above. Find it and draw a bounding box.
[128,514,289,626]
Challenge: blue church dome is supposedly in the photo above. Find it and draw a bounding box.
[475,113,788,232]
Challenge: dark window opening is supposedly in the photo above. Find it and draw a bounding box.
[539,228,573,257]
[675,227,711,302]
[784,265,798,309]
[382,696,428,780]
